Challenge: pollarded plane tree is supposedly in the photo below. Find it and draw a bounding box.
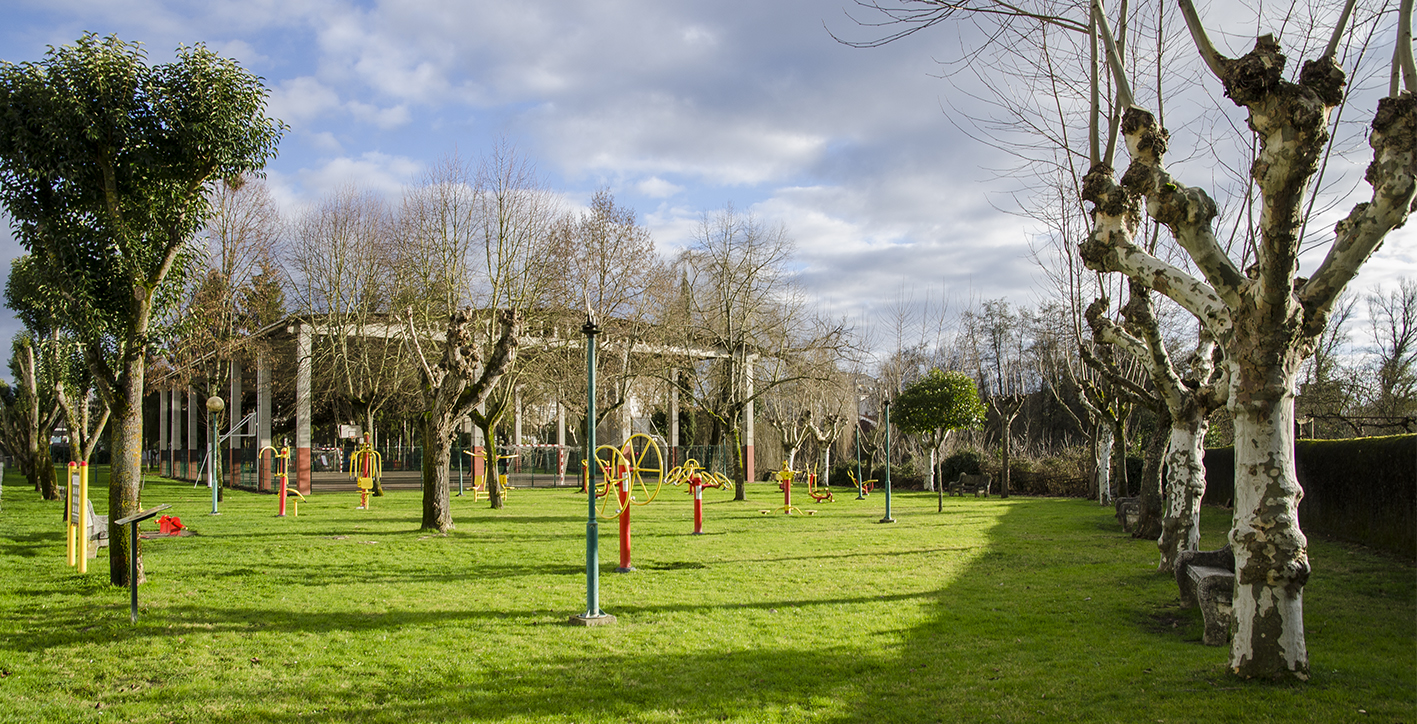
[1086,282,1227,569]
[0,35,283,586]
[757,345,856,480]
[394,153,489,524]
[1076,1,1417,679]
[846,0,1414,678]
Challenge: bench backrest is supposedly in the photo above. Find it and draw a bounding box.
[957,473,991,487]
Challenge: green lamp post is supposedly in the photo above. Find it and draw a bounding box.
[571,312,615,626]
[879,400,894,524]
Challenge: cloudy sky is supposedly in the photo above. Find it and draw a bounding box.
[0,0,1413,373]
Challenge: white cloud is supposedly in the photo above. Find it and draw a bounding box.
[636,177,685,199]
[347,100,411,129]
[266,76,341,126]
[296,152,423,201]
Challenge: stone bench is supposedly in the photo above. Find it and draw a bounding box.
[1114,496,1140,532]
[950,473,991,497]
[1175,544,1235,646]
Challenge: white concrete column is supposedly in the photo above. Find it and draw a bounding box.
[257,351,273,492]
[159,386,170,476]
[296,323,313,494]
[187,387,197,480]
[514,387,523,446]
[170,387,182,478]
[229,358,243,488]
[669,378,680,466]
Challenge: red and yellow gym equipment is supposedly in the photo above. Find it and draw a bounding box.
[592,434,664,572]
[348,433,382,509]
[666,458,731,534]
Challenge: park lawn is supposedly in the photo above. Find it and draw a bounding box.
[0,471,1412,724]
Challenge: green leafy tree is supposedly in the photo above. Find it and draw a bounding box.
[0,34,283,586]
[893,368,985,512]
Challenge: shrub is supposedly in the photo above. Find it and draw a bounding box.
[939,449,984,483]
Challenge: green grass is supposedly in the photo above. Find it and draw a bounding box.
[0,472,1413,723]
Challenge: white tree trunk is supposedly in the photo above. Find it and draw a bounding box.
[1096,424,1113,506]
[926,447,936,492]
[1157,413,1208,572]
[1227,364,1309,678]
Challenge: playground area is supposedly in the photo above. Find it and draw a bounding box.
[2,470,1413,723]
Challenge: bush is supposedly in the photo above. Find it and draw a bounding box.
[870,464,922,489]
[939,449,984,483]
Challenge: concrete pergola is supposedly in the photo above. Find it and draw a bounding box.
[149,313,759,494]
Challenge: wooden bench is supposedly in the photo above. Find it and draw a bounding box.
[1174,544,1234,646]
[950,473,991,497]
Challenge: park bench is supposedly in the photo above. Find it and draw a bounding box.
[950,473,991,497]
[1174,544,1235,646]
[1114,496,1140,532]
[64,495,110,557]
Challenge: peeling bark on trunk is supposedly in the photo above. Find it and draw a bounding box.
[1158,412,1208,572]
[1133,408,1167,540]
[1228,362,1309,679]
[1095,423,1113,506]
[408,309,519,532]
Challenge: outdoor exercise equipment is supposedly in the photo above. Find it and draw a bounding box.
[466,449,519,502]
[260,440,297,516]
[667,458,731,534]
[803,470,834,503]
[846,470,877,497]
[348,433,382,509]
[64,461,91,573]
[593,433,665,572]
[761,461,815,515]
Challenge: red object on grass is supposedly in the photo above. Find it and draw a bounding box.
[158,515,185,536]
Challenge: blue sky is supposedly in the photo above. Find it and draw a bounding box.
[0,0,1413,375]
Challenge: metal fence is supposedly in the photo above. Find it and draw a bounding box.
[231,441,738,490]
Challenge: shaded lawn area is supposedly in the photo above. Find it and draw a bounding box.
[0,472,1412,723]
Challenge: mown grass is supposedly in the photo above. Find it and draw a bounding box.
[0,471,1412,723]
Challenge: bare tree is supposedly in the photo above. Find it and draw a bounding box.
[539,189,674,451]
[407,309,519,531]
[671,206,847,498]
[464,143,562,509]
[289,185,408,492]
[0,334,62,498]
[1077,0,1416,679]
[1361,277,1417,418]
[846,0,1416,678]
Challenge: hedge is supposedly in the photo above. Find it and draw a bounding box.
[1203,434,1416,558]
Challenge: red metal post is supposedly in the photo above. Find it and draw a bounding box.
[617,457,632,571]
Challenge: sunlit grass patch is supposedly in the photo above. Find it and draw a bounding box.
[0,471,1411,723]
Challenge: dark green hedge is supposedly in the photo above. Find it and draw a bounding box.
[1203,435,1416,558]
